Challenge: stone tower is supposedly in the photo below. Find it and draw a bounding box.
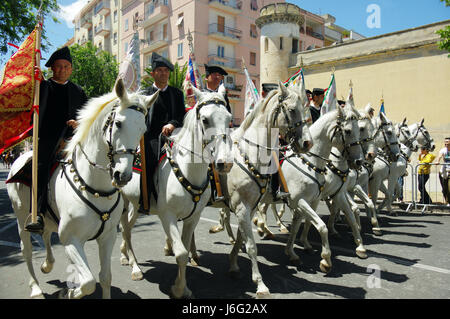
[256,3,304,90]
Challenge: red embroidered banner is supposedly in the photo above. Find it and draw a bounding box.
[0,27,38,154]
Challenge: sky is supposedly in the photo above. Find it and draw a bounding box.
[1,0,449,67]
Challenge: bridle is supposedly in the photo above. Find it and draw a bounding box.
[372,120,399,160]
[411,122,434,150]
[330,115,362,160]
[397,122,417,150]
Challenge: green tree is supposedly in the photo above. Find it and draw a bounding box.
[437,0,450,57]
[68,42,119,98]
[0,0,59,63]
[141,61,188,91]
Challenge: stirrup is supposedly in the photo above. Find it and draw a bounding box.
[274,191,290,201]
[213,196,225,202]
[25,214,44,234]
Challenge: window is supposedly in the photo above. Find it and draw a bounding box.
[161,50,169,59]
[264,38,268,52]
[163,23,168,39]
[125,18,129,31]
[250,0,258,11]
[177,43,183,58]
[279,37,283,50]
[217,16,225,33]
[250,52,256,66]
[217,45,225,58]
[176,13,184,27]
[250,24,257,38]
[292,38,298,53]
[114,10,117,22]
[124,41,128,54]
[113,32,117,45]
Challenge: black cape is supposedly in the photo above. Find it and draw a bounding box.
[310,105,321,124]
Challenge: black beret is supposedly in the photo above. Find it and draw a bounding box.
[151,52,174,71]
[337,100,346,106]
[306,89,312,95]
[262,83,278,93]
[205,64,228,77]
[312,88,325,96]
[45,46,72,67]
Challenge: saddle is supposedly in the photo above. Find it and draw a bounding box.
[6,156,59,187]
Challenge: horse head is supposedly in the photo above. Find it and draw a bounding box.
[410,119,435,152]
[396,118,419,152]
[330,100,364,169]
[357,108,377,161]
[105,78,159,187]
[190,84,233,173]
[268,81,313,154]
[373,112,400,162]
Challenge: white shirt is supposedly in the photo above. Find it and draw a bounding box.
[439,147,450,174]
[153,83,168,92]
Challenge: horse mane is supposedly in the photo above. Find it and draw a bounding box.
[65,92,119,155]
[233,89,278,139]
[171,105,197,144]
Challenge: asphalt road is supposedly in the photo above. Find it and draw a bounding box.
[0,165,449,300]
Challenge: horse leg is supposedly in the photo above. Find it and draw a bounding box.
[240,204,270,297]
[354,185,382,235]
[284,207,304,265]
[325,200,340,237]
[209,207,227,234]
[271,203,289,234]
[61,239,96,299]
[336,193,367,259]
[256,202,275,239]
[97,230,116,299]
[189,232,200,266]
[222,207,236,244]
[297,199,332,273]
[229,226,244,276]
[19,227,44,298]
[120,203,143,280]
[159,214,191,299]
[40,229,55,274]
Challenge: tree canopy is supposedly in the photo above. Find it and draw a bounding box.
[141,61,188,91]
[0,0,59,64]
[437,0,450,57]
[68,42,119,98]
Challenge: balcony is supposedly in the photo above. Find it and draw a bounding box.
[94,1,110,16]
[209,0,242,15]
[208,24,242,43]
[140,0,169,28]
[80,17,92,29]
[324,27,342,42]
[95,23,110,37]
[142,32,169,54]
[305,28,324,40]
[208,54,241,71]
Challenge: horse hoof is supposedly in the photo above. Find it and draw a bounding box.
[131,271,144,281]
[164,248,174,257]
[30,286,44,299]
[252,217,258,226]
[290,258,302,267]
[280,227,289,234]
[170,286,193,299]
[190,256,200,267]
[209,225,224,233]
[120,256,129,266]
[40,262,53,274]
[319,259,332,273]
[256,290,271,299]
[262,232,275,240]
[372,228,382,236]
[356,249,368,259]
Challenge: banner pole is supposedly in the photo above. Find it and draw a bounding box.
[31,21,42,225]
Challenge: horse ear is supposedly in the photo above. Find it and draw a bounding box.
[402,117,407,125]
[278,80,288,97]
[217,83,227,99]
[191,85,203,101]
[115,77,128,101]
[420,118,425,125]
[145,89,160,110]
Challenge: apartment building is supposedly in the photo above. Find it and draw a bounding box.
[73,0,122,61]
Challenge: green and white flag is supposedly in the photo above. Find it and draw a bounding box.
[284,68,304,88]
[321,73,337,115]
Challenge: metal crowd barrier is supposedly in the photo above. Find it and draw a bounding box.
[402,163,450,214]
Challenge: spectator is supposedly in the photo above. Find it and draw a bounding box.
[437,137,450,205]
[418,147,435,204]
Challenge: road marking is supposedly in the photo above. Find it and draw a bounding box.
[199,216,450,275]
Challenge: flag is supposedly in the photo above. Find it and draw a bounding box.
[283,68,304,88]
[243,66,259,117]
[379,99,385,114]
[321,73,337,115]
[118,29,140,93]
[0,26,40,154]
[183,52,203,108]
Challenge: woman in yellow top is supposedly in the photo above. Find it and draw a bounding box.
[418,147,436,204]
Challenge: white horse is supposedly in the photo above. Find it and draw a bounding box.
[199,82,311,298]
[376,119,419,211]
[367,112,401,216]
[6,79,159,298]
[119,84,232,298]
[409,119,436,152]
[281,100,364,269]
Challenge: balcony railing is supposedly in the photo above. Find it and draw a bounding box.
[94,0,110,16]
[209,0,242,12]
[208,54,241,70]
[142,32,169,53]
[145,0,168,18]
[95,23,110,36]
[306,29,324,40]
[208,23,242,40]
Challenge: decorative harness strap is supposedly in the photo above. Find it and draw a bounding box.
[324,154,350,201]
